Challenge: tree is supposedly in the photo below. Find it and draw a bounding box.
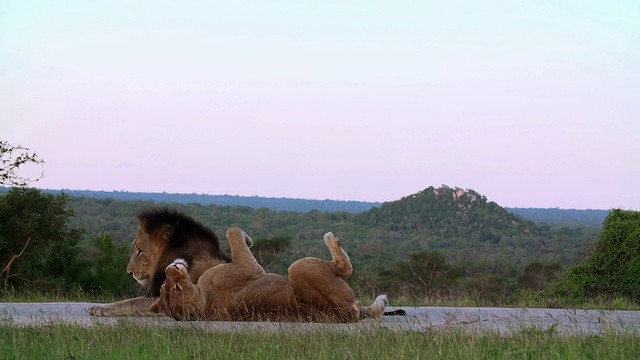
[462,275,512,303]
[0,188,86,291]
[517,261,563,291]
[250,236,291,272]
[550,209,640,301]
[0,140,44,187]
[390,250,462,298]
[81,232,135,296]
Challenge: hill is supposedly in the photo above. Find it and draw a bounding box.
[356,186,538,240]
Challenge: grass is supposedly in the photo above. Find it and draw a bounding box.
[0,323,637,359]
[0,287,138,303]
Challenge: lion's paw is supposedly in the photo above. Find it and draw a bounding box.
[166,258,189,274]
[323,232,343,251]
[226,227,253,247]
[164,259,190,289]
[373,295,389,307]
[88,305,114,317]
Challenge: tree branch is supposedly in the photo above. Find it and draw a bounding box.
[1,237,31,287]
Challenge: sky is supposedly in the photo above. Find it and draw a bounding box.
[1,1,639,210]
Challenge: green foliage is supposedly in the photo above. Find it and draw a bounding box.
[81,233,136,297]
[0,188,136,297]
[551,209,640,302]
[251,236,292,254]
[462,275,513,304]
[508,208,609,228]
[251,236,292,272]
[0,188,86,292]
[389,250,462,298]
[517,261,563,291]
[356,185,538,239]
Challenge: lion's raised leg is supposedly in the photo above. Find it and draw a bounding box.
[226,227,263,273]
[321,232,389,319]
[323,232,353,278]
[289,232,368,322]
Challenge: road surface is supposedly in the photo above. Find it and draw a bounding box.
[1,302,638,336]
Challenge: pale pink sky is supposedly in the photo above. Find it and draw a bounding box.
[2,1,639,209]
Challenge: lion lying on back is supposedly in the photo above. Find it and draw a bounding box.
[151,227,388,322]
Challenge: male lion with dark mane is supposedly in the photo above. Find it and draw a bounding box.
[89,207,230,317]
[151,227,388,322]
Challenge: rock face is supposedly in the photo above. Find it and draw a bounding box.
[434,186,479,203]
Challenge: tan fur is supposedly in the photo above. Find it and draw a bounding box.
[151,228,388,322]
[89,222,228,317]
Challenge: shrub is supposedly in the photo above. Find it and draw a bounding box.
[550,209,640,302]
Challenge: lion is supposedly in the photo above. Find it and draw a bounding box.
[89,207,230,316]
[151,227,388,322]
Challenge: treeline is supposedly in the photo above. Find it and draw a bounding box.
[32,188,381,213]
[2,185,634,307]
[507,207,609,228]
[1,186,610,228]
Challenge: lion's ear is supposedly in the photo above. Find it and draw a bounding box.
[158,224,174,241]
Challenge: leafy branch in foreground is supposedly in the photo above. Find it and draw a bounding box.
[0,140,45,187]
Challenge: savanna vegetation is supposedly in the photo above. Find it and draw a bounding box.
[1,140,638,310]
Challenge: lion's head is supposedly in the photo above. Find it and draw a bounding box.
[150,259,206,320]
[126,207,230,296]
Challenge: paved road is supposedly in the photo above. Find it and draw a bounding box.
[1,302,638,336]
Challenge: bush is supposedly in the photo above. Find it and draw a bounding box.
[550,209,640,302]
[462,275,513,304]
[0,188,87,292]
[79,233,136,297]
[389,250,462,299]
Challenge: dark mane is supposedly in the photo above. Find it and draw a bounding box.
[137,207,230,296]
[137,207,218,244]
